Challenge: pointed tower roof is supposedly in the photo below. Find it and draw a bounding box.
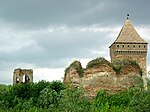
[114,19,147,44]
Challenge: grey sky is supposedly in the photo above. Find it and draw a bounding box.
[0,0,150,84]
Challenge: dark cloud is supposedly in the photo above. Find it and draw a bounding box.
[0,0,101,27]
[0,0,150,28]
[0,27,112,68]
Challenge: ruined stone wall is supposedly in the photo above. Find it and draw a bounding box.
[13,68,33,85]
[64,58,143,99]
[64,67,81,88]
[82,63,117,98]
[64,61,83,87]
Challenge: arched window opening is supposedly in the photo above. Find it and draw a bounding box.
[23,75,25,83]
[25,75,30,83]
[16,77,20,83]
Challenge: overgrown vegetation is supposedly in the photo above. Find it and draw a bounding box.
[0,80,150,112]
[92,84,150,112]
[86,57,112,68]
[65,60,84,77]
[65,58,142,78]
[112,59,141,74]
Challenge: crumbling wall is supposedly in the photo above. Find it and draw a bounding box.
[64,61,83,87]
[13,68,33,85]
[64,58,143,98]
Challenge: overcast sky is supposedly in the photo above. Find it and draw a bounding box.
[0,0,150,84]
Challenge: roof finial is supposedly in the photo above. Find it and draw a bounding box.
[127,14,129,19]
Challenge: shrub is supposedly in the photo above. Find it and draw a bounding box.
[65,60,84,77]
[1,80,149,112]
[86,57,111,68]
[112,59,141,74]
[58,87,91,112]
[129,90,150,112]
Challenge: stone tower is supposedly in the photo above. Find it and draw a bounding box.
[109,18,148,82]
[13,68,33,85]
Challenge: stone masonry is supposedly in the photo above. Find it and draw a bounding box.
[109,19,148,75]
[13,68,33,85]
[64,59,143,99]
[109,19,148,89]
[64,17,148,98]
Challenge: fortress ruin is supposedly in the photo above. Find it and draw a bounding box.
[13,68,33,85]
[64,17,148,98]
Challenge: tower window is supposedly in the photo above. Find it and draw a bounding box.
[139,45,140,48]
[122,45,124,48]
[133,45,135,48]
[128,45,129,47]
[117,45,119,47]
[144,45,146,48]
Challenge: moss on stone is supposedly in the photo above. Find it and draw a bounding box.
[65,60,84,77]
[112,59,141,75]
[86,57,112,69]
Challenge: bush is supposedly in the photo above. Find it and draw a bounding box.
[86,57,111,68]
[58,86,91,112]
[92,85,148,112]
[112,59,141,74]
[129,89,150,112]
[0,80,150,112]
[65,60,84,77]
[92,90,109,112]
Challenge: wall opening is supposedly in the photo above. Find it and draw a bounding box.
[25,75,30,83]
[23,75,25,83]
[16,77,20,83]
